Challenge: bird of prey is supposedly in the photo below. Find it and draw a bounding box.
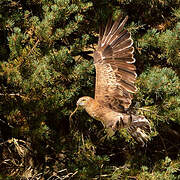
[70,15,151,146]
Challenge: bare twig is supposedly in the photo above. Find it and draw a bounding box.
[0,118,14,128]
[27,39,40,56]
[0,93,29,99]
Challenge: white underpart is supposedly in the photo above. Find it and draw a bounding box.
[117,113,123,120]
[133,117,149,124]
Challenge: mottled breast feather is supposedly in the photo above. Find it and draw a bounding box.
[93,16,137,112]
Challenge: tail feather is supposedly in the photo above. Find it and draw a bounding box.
[127,115,151,146]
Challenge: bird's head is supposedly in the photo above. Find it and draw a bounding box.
[69,96,92,127]
[76,96,91,108]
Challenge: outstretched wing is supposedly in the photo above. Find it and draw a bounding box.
[93,16,137,112]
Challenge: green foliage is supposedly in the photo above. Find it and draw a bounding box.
[138,24,180,66]
[67,137,111,179]
[138,157,180,180]
[110,157,180,180]
[136,67,180,124]
[0,0,180,179]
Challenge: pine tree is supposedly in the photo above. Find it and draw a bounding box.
[0,0,180,179]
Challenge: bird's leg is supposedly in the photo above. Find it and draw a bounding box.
[111,116,126,130]
[127,115,151,146]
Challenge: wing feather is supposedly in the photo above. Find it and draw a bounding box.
[94,15,136,111]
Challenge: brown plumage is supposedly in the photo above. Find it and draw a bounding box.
[70,15,151,146]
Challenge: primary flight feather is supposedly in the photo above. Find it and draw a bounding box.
[70,15,151,146]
